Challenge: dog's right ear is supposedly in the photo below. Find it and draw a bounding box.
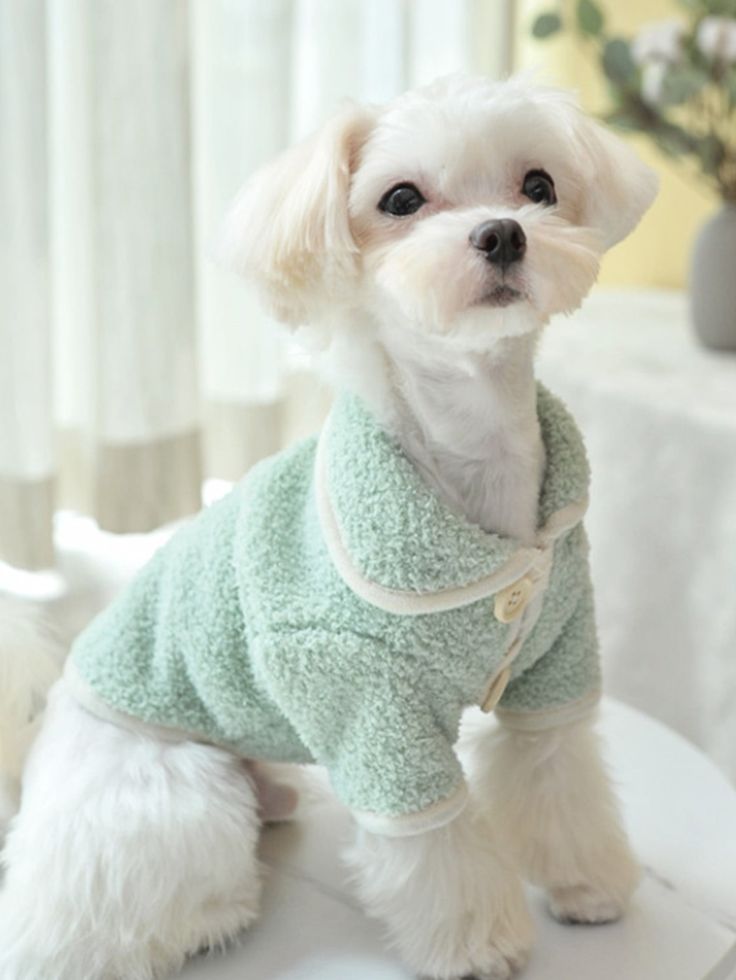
[218,104,376,326]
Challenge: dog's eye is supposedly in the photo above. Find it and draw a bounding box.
[378,183,426,216]
[522,170,556,206]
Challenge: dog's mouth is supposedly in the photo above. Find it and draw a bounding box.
[479,285,524,308]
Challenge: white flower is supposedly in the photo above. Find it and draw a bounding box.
[640,62,668,106]
[631,19,686,65]
[696,16,736,64]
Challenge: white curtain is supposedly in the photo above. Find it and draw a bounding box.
[0,0,514,570]
[0,0,52,568]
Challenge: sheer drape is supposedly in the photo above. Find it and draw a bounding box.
[0,0,52,567]
[0,0,514,570]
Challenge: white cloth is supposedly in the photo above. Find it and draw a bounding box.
[536,288,736,782]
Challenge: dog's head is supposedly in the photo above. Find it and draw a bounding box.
[221,75,657,351]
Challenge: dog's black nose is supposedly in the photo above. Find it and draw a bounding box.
[469,219,526,268]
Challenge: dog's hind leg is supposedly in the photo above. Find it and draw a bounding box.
[0,680,262,980]
[0,597,63,843]
[244,759,303,823]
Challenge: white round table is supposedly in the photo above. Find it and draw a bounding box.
[179,699,736,980]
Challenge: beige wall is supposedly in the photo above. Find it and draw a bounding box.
[515,0,718,287]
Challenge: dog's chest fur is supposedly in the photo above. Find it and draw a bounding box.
[378,332,546,545]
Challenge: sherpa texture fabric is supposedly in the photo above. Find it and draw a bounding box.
[68,384,600,829]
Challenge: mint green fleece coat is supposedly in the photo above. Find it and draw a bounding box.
[67,384,600,835]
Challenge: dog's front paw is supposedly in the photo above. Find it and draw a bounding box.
[547,883,629,925]
[546,846,640,925]
[453,940,529,979]
[434,956,512,980]
[422,938,528,980]
[347,806,533,980]
[417,885,533,980]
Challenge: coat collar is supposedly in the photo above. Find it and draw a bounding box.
[315,383,589,615]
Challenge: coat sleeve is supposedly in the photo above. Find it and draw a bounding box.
[495,575,602,731]
[253,629,468,836]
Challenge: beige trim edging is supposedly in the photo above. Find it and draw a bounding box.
[315,416,588,617]
[63,661,221,747]
[495,690,602,732]
[353,783,469,837]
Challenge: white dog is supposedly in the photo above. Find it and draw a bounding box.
[0,74,657,980]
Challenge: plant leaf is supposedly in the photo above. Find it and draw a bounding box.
[727,67,736,107]
[601,39,637,84]
[659,67,709,105]
[707,0,736,15]
[577,0,604,36]
[532,12,563,39]
[653,120,697,157]
[696,134,725,174]
[603,109,648,132]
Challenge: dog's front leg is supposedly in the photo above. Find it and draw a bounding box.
[476,713,640,924]
[344,803,533,980]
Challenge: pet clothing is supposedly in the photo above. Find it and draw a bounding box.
[66,384,600,835]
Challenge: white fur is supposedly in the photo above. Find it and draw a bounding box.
[464,711,641,924]
[345,803,533,979]
[0,74,656,979]
[0,683,262,980]
[0,598,62,837]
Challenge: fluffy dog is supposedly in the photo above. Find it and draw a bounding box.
[0,74,657,980]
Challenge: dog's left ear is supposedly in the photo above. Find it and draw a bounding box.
[574,114,659,249]
[218,104,376,325]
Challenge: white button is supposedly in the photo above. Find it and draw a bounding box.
[493,576,534,623]
[480,667,511,713]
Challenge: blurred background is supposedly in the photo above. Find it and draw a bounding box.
[1,0,735,783]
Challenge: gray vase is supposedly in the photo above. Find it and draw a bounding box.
[690,203,736,351]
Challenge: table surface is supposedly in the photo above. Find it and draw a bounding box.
[178,699,736,980]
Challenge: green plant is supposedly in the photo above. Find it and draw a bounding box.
[531,0,736,200]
